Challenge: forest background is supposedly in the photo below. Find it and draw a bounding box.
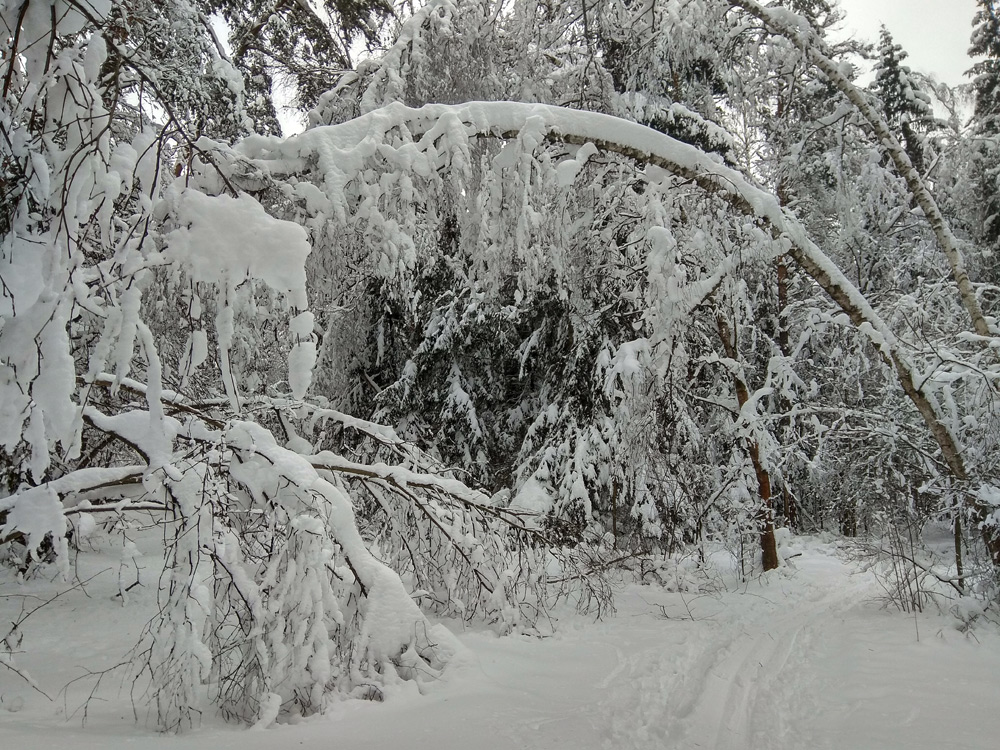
[3,0,1000,731]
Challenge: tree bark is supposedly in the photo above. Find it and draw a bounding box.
[717,316,780,571]
[955,512,965,595]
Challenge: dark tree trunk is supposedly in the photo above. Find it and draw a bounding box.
[717,316,780,571]
[954,512,965,595]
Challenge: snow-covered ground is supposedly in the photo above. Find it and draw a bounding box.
[2,534,999,750]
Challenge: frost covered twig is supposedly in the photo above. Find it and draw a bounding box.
[1,569,110,702]
[0,653,52,701]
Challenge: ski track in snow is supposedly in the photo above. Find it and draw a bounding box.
[597,563,864,750]
[680,591,841,750]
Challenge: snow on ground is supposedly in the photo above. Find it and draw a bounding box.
[2,532,999,750]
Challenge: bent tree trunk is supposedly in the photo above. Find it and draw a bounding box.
[242,100,1000,567]
[728,0,992,338]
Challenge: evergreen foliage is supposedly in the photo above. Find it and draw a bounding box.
[873,25,932,174]
[969,0,1000,263]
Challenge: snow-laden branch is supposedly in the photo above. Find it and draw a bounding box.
[307,450,492,507]
[241,100,966,483]
[243,98,1000,563]
[0,466,144,554]
[68,380,503,519]
[225,419,462,672]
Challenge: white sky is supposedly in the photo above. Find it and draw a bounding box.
[836,0,979,86]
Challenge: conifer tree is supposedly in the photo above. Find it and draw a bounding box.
[596,0,734,160]
[969,0,1000,263]
[873,25,932,174]
[202,0,394,133]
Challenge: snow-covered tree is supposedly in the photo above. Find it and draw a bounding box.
[873,25,933,174]
[0,0,608,730]
[203,0,394,133]
[3,0,1000,733]
[968,0,1000,274]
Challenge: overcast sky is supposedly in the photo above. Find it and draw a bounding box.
[836,0,979,86]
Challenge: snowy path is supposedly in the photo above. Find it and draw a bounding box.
[596,553,872,750]
[3,538,1000,750]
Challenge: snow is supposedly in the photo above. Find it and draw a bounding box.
[0,236,45,318]
[165,191,312,311]
[3,535,999,748]
[163,190,316,402]
[0,485,65,561]
[82,408,182,465]
[555,142,599,186]
[605,339,651,396]
[508,475,553,516]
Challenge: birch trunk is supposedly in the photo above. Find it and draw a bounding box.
[728,0,992,337]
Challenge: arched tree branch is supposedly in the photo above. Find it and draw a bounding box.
[243,99,998,562]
